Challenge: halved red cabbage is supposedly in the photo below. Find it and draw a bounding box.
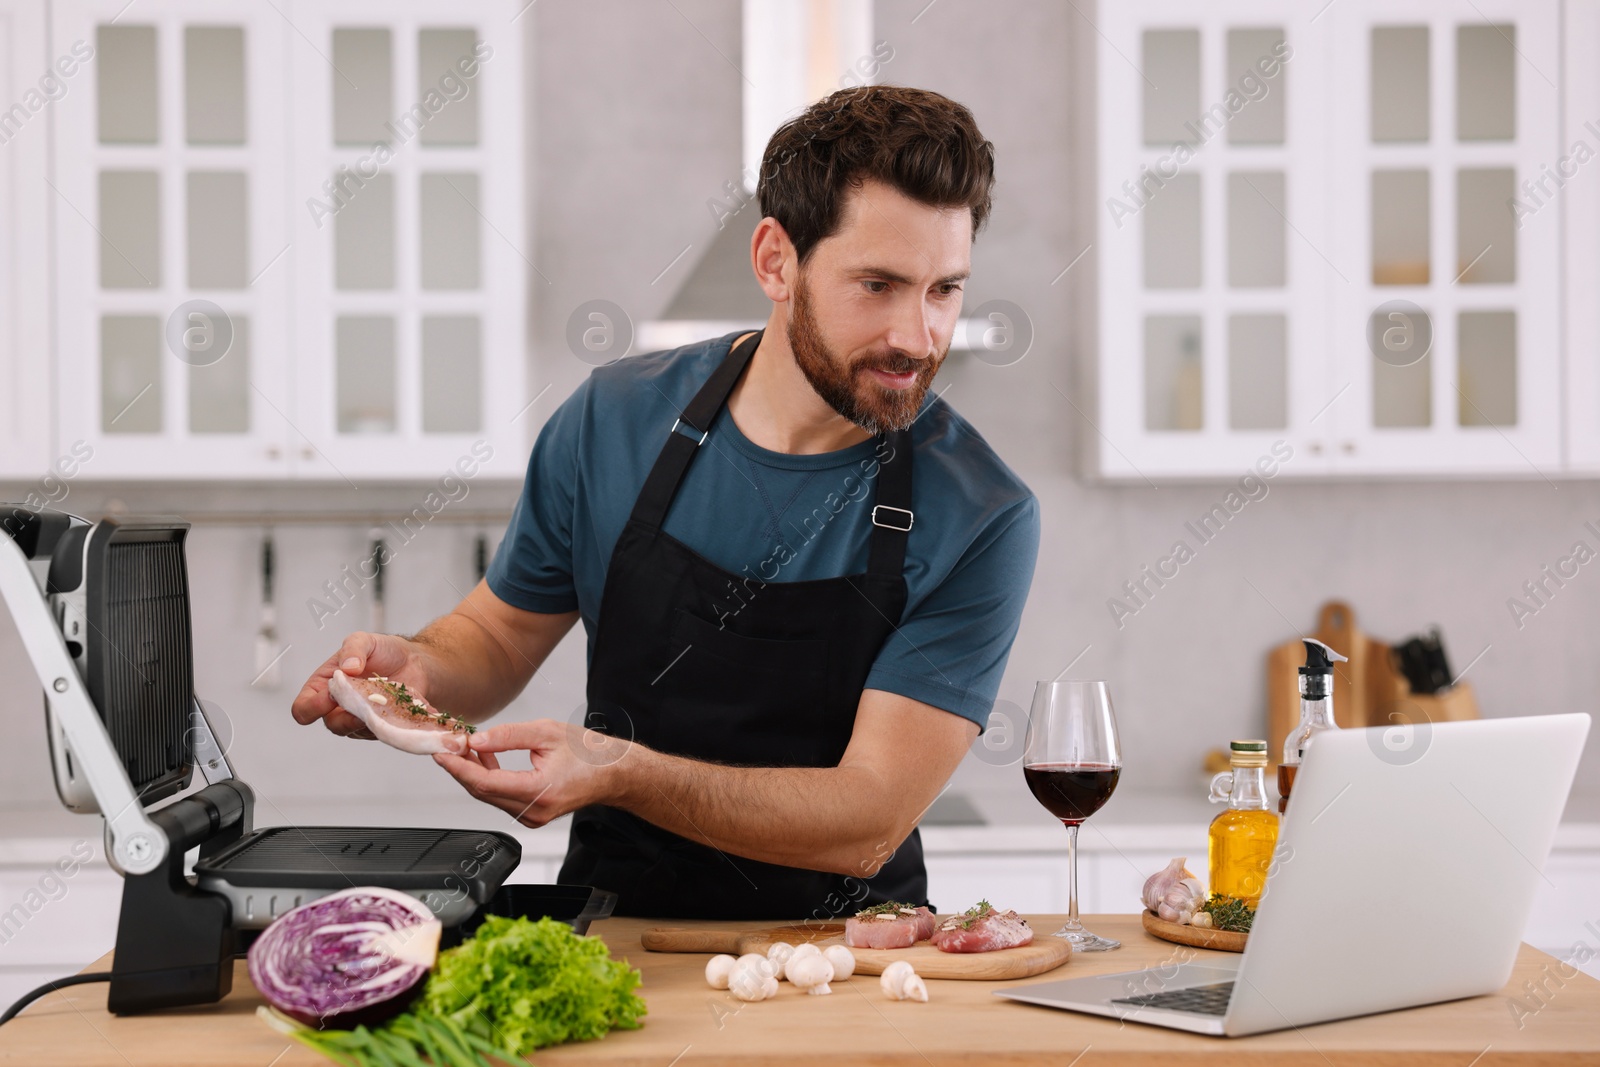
[246,886,441,1028]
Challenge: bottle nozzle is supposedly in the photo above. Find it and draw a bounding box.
[1300,637,1348,675]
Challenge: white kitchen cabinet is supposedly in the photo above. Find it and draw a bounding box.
[40,0,526,481]
[0,0,52,481]
[1095,0,1567,480]
[1563,0,1600,473]
[0,850,120,1012]
[1526,849,1600,969]
[51,0,295,479]
[1096,1,1334,481]
[1325,0,1560,475]
[925,854,1067,915]
[287,0,528,481]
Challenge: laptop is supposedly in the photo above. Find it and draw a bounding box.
[995,713,1591,1036]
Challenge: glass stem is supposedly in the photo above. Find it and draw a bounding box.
[1064,821,1083,932]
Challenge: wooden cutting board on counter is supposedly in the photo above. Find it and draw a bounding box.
[641,922,1073,980]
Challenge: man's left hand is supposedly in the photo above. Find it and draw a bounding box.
[432,719,629,827]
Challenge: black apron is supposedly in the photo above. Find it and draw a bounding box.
[557,329,928,919]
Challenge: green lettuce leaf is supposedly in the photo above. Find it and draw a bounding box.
[418,916,646,1055]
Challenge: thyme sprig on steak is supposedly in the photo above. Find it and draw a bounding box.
[371,676,476,734]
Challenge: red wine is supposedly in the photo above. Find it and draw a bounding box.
[1024,762,1121,824]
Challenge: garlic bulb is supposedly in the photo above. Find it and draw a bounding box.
[705,954,738,989]
[787,954,834,995]
[822,944,856,981]
[1141,857,1206,925]
[1191,911,1214,929]
[765,941,796,976]
[729,962,770,1002]
[879,960,928,1002]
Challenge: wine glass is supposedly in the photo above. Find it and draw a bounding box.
[1023,679,1123,951]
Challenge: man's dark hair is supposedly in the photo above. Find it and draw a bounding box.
[756,84,995,265]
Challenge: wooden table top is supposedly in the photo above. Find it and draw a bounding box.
[1,914,1597,1065]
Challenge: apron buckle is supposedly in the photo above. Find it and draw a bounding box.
[670,417,709,446]
[870,505,914,532]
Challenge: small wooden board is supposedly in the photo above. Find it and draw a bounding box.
[1140,910,1248,953]
[641,921,1073,981]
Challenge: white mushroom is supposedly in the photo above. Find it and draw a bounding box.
[822,944,856,981]
[783,943,823,982]
[765,941,796,976]
[736,952,776,979]
[728,963,770,1002]
[705,954,738,990]
[787,953,834,995]
[880,960,928,1002]
[761,975,780,1000]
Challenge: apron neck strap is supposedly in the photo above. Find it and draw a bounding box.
[865,426,913,579]
[631,329,916,581]
[630,330,763,531]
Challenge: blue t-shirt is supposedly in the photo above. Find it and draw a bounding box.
[487,330,1040,729]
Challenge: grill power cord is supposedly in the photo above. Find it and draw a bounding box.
[0,971,113,1025]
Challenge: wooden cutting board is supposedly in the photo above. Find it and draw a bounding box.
[1140,910,1247,953]
[641,921,1073,981]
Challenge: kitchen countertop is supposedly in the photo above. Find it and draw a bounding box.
[1,914,1596,1065]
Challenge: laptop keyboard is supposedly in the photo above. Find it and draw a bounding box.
[1111,980,1235,1016]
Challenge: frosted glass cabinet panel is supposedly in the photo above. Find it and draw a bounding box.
[1096,0,1561,479]
[47,0,527,480]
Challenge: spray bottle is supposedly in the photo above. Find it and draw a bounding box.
[1277,638,1349,814]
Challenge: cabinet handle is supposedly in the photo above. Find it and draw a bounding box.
[1308,441,1323,455]
[1341,441,1356,454]
[266,446,281,460]
[301,447,315,460]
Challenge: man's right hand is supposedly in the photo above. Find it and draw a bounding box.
[291,632,429,739]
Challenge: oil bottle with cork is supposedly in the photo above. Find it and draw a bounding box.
[1277,638,1349,813]
[1208,739,1278,906]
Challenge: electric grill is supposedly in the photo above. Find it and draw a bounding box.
[0,505,612,1015]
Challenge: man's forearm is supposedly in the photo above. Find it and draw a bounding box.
[406,613,525,722]
[404,585,578,724]
[605,745,916,877]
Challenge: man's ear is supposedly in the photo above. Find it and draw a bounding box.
[751,216,794,303]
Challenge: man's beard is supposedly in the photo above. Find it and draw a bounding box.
[787,273,944,435]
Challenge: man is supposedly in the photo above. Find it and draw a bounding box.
[292,85,1039,919]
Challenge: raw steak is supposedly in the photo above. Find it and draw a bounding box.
[930,905,1033,953]
[328,671,474,756]
[844,905,937,949]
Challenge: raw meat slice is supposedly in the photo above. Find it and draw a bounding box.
[328,670,473,756]
[930,903,1033,953]
[844,904,936,949]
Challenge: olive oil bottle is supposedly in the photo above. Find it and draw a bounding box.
[1208,739,1278,907]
